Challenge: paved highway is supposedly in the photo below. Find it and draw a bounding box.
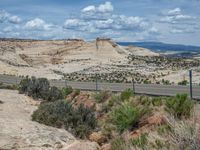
[0,74,199,99]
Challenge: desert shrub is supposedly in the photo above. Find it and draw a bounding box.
[71,104,97,138]
[152,97,163,106]
[143,79,151,84]
[0,100,3,104]
[162,79,171,85]
[18,76,31,94]
[94,90,111,103]
[111,136,126,150]
[111,133,149,150]
[138,96,151,106]
[178,80,188,85]
[166,117,200,150]
[165,94,194,119]
[19,76,50,100]
[72,89,80,98]
[130,133,148,149]
[47,86,64,102]
[157,124,172,135]
[61,86,73,97]
[32,100,97,139]
[0,83,18,90]
[107,95,121,108]
[110,102,149,132]
[120,89,133,101]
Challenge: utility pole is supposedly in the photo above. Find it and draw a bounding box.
[189,70,193,99]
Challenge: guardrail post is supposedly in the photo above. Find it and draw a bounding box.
[95,74,98,91]
[65,80,67,87]
[189,70,193,99]
[132,78,135,94]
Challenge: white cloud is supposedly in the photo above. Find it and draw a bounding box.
[0,10,21,24]
[8,15,21,24]
[97,1,113,13]
[25,18,53,30]
[82,5,96,13]
[82,1,113,14]
[167,8,181,16]
[160,8,195,24]
[64,2,151,34]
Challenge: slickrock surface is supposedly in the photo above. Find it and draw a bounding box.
[0,90,99,150]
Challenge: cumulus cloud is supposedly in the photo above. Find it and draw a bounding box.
[160,8,195,24]
[98,1,113,13]
[25,18,53,30]
[82,1,113,14]
[8,16,21,24]
[0,10,21,24]
[64,1,152,35]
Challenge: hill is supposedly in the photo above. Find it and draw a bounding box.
[0,38,158,79]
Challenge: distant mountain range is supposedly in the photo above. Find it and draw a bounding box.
[117,42,200,52]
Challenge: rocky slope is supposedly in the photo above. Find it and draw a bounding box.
[0,89,99,150]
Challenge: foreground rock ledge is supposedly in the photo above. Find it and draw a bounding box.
[0,89,99,150]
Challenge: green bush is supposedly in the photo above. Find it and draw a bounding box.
[61,86,73,97]
[120,89,133,101]
[165,94,194,119]
[110,102,149,132]
[32,100,97,139]
[94,90,111,103]
[178,80,188,85]
[19,76,50,100]
[47,86,64,102]
[152,97,163,106]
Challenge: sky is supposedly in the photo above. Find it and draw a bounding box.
[0,0,200,46]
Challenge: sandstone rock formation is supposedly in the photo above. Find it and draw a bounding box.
[0,89,99,150]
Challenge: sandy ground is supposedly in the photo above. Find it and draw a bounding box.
[0,90,99,150]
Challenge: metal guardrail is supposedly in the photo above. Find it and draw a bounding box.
[0,74,200,99]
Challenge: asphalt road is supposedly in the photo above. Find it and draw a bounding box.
[0,74,199,99]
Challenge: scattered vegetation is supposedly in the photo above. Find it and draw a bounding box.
[0,82,18,90]
[94,90,111,103]
[32,100,97,139]
[151,97,163,106]
[120,88,133,101]
[165,94,194,119]
[178,80,188,85]
[15,77,199,149]
[19,76,73,100]
[109,102,149,132]
[111,133,149,150]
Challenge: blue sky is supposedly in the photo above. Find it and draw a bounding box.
[0,0,200,46]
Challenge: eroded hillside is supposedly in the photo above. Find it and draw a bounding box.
[0,38,158,79]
